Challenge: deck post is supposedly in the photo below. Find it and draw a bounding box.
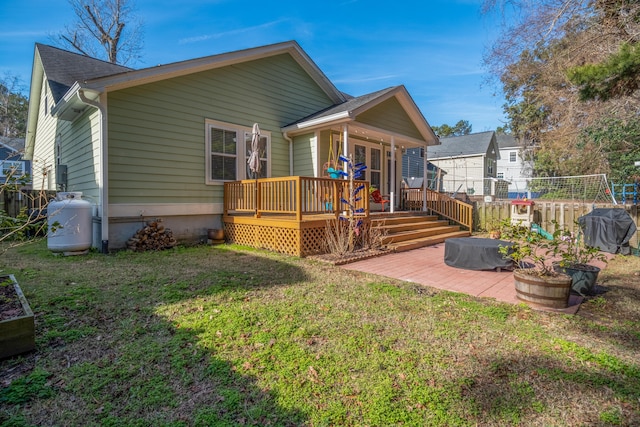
[296,176,302,221]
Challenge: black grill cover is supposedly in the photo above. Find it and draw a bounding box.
[578,208,637,255]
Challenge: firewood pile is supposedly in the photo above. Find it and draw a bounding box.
[127,218,177,251]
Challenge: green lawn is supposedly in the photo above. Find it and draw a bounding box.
[1,241,639,426]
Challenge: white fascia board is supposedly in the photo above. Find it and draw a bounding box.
[351,86,438,145]
[282,111,352,133]
[49,81,81,117]
[25,55,44,160]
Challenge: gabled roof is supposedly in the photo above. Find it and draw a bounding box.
[496,133,520,150]
[428,131,497,159]
[35,43,131,103]
[26,41,347,158]
[0,137,25,153]
[285,86,399,127]
[82,40,345,104]
[282,85,438,146]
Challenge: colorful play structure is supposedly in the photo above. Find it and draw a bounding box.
[610,182,639,205]
[510,199,554,239]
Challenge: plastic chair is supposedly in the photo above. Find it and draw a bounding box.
[370,189,390,212]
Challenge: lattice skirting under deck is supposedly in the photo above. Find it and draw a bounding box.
[224,222,327,257]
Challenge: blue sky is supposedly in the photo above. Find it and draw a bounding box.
[0,0,507,131]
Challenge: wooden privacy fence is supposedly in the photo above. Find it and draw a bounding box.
[476,200,639,244]
[1,189,56,217]
[224,176,370,220]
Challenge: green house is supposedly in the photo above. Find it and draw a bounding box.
[26,41,439,251]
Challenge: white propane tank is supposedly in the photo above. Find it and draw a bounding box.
[47,192,93,255]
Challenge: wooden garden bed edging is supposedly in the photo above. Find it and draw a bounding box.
[0,275,36,359]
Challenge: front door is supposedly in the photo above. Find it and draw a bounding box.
[353,143,382,191]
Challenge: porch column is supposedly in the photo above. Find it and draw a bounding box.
[390,136,396,213]
[342,124,349,176]
[423,147,428,211]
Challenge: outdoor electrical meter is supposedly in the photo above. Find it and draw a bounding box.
[510,199,535,227]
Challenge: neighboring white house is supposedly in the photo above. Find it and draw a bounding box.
[495,133,533,198]
[0,137,29,186]
[427,131,501,197]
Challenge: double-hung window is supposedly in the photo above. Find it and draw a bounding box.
[206,119,270,184]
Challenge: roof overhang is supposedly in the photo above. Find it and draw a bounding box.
[82,41,346,104]
[25,47,44,160]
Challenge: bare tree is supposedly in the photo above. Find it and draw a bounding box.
[56,0,144,65]
[0,73,28,138]
[483,0,640,178]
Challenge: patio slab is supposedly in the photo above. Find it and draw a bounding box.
[341,242,585,314]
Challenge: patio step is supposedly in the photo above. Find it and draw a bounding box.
[371,213,470,252]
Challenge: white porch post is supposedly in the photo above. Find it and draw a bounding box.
[423,147,428,211]
[390,136,396,213]
[342,124,349,176]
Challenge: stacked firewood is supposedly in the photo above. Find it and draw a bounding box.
[127,218,177,251]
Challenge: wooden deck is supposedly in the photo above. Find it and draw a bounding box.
[223,177,473,257]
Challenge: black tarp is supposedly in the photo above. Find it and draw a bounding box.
[578,208,637,255]
[444,237,514,270]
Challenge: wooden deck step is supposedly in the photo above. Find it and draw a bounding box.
[385,230,471,252]
[370,212,470,252]
[379,219,450,234]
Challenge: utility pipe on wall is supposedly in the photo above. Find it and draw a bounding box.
[77,89,109,253]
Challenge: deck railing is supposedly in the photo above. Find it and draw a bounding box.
[224,176,370,220]
[402,188,474,230]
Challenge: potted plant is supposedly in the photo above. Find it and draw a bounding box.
[552,222,608,296]
[0,274,35,359]
[499,222,573,309]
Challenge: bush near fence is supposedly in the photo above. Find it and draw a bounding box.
[476,201,639,247]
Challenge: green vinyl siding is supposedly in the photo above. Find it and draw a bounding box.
[60,109,101,200]
[107,53,334,204]
[31,80,57,190]
[293,132,317,177]
[356,97,423,141]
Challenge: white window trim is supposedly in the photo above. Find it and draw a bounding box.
[509,151,517,162]
[0,160,25,178]
[205,119,271,185]
[370,146,382,189]
[351,141,385,185]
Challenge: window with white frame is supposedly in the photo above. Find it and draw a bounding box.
[1,160,25,179]
[509,151,517,162]
[205,120,270,184]
[370,147,381,190]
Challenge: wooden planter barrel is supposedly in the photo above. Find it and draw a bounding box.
[513,269,572,309]
[0,275,36,359]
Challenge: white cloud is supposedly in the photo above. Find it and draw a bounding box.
[178,19,288,44]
